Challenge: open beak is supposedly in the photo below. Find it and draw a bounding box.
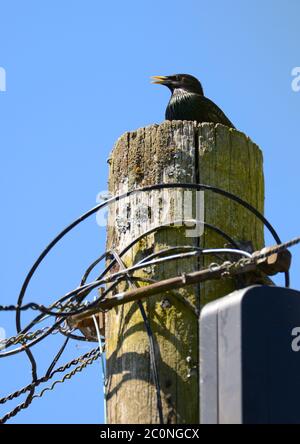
[151,75,169,85]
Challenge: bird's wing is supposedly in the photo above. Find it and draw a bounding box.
[197,96,235,129]
[166,93,236,129]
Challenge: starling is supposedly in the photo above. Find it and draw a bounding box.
[151,73,235,129]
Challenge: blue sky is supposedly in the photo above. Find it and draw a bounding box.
[0,0,299,423]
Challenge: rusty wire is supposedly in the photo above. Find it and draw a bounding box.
[0,183,295,423]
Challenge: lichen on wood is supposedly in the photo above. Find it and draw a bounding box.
[105,121,264,424]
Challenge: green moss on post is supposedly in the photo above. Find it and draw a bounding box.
[105,121,264,424]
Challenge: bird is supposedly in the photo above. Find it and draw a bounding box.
[151,73,235,129]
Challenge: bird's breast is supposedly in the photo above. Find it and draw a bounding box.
[166,91,198,121]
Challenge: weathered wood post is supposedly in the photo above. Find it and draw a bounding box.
[105,121,264,424]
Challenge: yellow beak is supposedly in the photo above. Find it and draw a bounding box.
[150,75,168,84]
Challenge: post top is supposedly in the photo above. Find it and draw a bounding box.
[112,121,261,159]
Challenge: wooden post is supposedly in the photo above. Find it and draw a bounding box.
[105,121,264,424]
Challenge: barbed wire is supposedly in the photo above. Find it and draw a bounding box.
[0,239,295,322]
[1,238,296,419]
[0,183,298,423]
[0,348,99,406]
[0,327,52,348]
[253,236,300,261]
[0,349,100,423]
[32,350,101,400]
